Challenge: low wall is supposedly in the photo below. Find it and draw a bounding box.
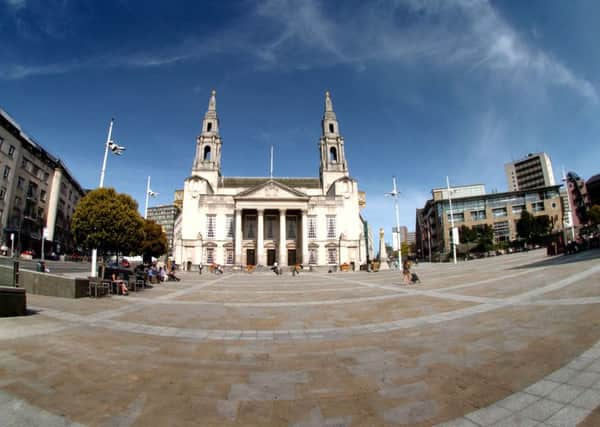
[0,265,89,298]
[0,286,27,316]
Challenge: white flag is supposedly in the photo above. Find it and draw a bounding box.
[108,140,126,155]
[148,189,159,197]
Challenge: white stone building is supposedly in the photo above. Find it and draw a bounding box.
[174,90,367,270]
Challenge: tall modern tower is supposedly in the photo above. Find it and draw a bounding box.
[505,153,556,191]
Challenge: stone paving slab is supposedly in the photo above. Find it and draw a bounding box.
[1,249,600,426]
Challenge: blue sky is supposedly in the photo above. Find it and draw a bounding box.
[1,0,599,240]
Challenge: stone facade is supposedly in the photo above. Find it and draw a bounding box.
[174,91,367,269]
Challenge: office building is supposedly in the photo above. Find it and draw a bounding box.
[505,153,556,191]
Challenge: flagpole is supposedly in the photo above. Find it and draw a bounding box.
[91,118,114,277]
[270,145,273,179]
[144,176,151,219]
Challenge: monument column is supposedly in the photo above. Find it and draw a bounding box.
[257,209,264,266]
[235,209,242,265]
[279,209,287,266]
[301,210,309,265]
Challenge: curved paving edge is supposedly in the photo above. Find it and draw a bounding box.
[435,342,600,426]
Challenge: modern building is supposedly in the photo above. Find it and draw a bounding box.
[564,172,589,227]
[416,184,563,260]
[586,174,600,207]
[505,153,556,191]
[0,107,85,256]
[146,204,181,256]
[173,90,367,270]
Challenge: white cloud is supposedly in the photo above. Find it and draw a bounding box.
[4,0,26,9]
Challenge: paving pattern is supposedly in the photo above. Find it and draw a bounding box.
[1,249,600,426]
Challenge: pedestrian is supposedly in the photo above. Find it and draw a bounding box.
[402,259,412,285]
[271,261,279,275]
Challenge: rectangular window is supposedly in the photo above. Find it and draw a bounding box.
[0,187,4,200]
[8,145,15,158]
[512,205,525,215]
[244,215,256,239]
[470,210,486,221]
[532,202,545,212]
[225,215,234,239]
[14,196,21,207]
[286,216,297,239]
[327,248,337,264]
[492,207,507,217]
[225,248,234,265]
[309,247,318,264]
[206,248,214,264]
[43,172,49,182]
[447,212,464,223]
[16,176,24,189]
[265,215,276,239]
[40,190,46,202]
[4,166,11,178]
[308,215,317,239]
[206,214,216,239]
[0,136,3,148]
[326,215,336,239]
[493,221,510,242]
[21,158,27,169]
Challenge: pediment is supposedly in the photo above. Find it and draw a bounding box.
[235,180,308,200]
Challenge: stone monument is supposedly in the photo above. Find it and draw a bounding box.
[378,228,390,270]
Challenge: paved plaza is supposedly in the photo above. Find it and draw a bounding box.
[1,249,600,426]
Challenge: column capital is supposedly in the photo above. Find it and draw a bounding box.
[257,208,265,214]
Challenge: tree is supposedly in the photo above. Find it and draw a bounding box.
[459,225,479,243]
[139,219,168,264]
[589,205,600,226]
[516,209,552,245]
[474,224,494,253]
[71,188,144,256]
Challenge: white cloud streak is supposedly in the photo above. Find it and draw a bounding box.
[2,0,596,103]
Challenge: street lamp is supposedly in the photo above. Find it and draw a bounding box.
[90,119,125,277]
[385,176,402,270]
[446,176,458,265]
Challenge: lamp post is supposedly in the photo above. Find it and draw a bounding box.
[446,176,457,264]
[91,119,116,277]
[385,176,402,270]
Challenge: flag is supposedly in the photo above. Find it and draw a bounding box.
[148,189,159,197]
[108,140,126,155]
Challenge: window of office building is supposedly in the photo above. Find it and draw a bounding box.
[447,212,464,223]
[8,145,15,157]
[327,247,337,264]
[206,248,214,264]
[470,210,486,221]
[225,215,234,239]
[206,214,216,239]
[512,205,525,215]
[532,202,545,212]
[308,215,317,239]
[326,215,336,239]
[492,207,507,217]
[4,166,11,178]
[16,176,24,189]
[493,221,510,242]
[286,216,297,239]
[0,187,5,200]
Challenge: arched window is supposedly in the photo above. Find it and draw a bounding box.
[329,123,334,133]
[203,146,211,161]
[207,122,212,132]
[329,147,337,162]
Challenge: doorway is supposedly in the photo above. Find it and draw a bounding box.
[267,249,276,266]
[287,249,297,266]
[246,249,256,266]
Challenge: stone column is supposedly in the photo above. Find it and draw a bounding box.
[301,210,309,265]
[257,209,264,266]
[279,209,287,266]
[235,209,242,265]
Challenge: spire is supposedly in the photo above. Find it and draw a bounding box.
[324,90,336,120]
[204,89,218,121]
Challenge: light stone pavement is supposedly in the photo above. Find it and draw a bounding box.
[1,249,600,426]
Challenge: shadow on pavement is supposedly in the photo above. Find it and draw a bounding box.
[510,248,600,269]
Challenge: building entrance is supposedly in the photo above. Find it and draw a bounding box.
[246,249,256,266]
[267,249,276,266]
[287,249,297,266]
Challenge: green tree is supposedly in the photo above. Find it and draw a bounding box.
[589,205,600,226]
[475,224,494,253]
[139,219,168,264]
[459,225,479,243]
[71,188,144,256]
[517,209,552,245]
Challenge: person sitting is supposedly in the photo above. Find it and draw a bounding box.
[402,260,412,285]
[168,266,180,281]
[111,273,128,295]
[292,264,303,276]
[211,263,223,274]
[271,261,280,275]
